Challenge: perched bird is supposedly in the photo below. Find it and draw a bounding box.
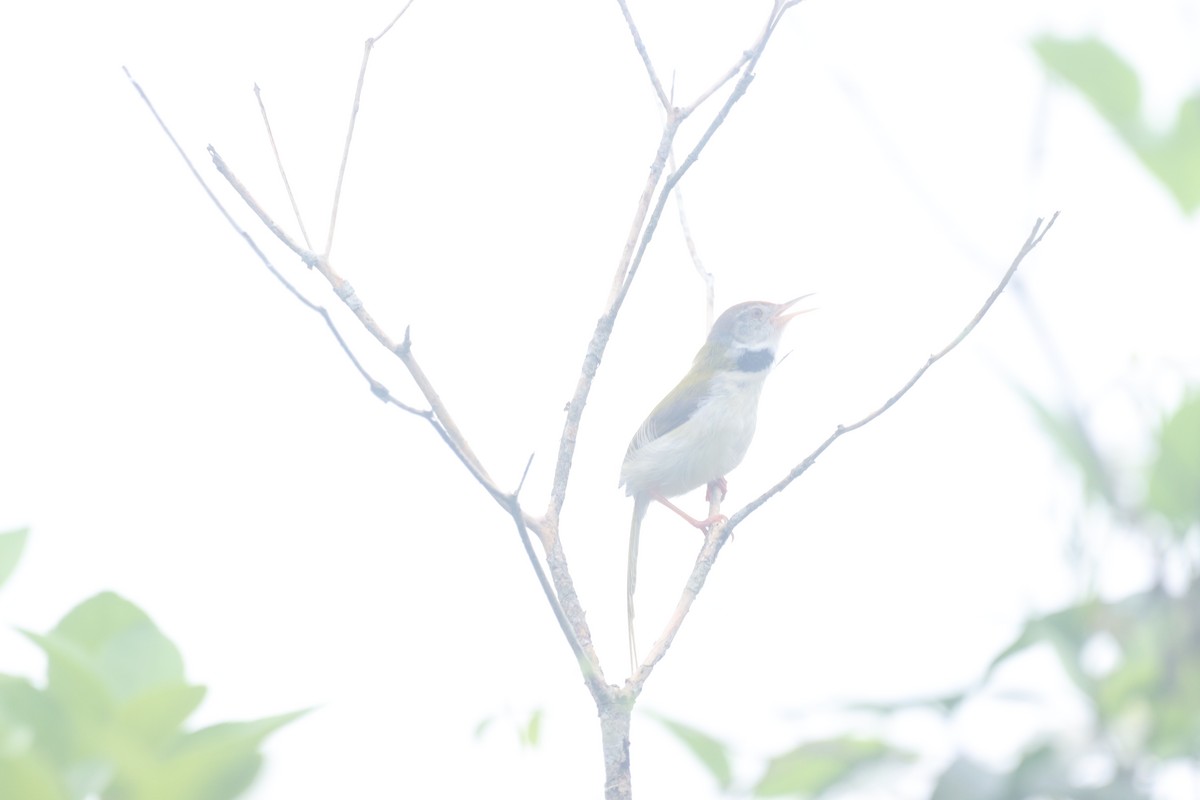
[620,297,812,671]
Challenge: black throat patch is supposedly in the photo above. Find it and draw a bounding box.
[736,349,774,373]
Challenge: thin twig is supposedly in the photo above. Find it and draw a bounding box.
[838,74,1116,504]
[627,213,1060,692]
[616,2,798,307]
[131,66,539,543]
[681,50,753,118]
[616,57,760,304]
[124,68,416,414]
[325,42,370,258]
[515,453,536,497]
[676,0,798,123]
[209,147,311,261]
[254,84,313,250]
[616,0,669,109]
[375,0,417,41]
[669,145,715,330]
[606,116,682,304]
[205,146,496,484]
[325,0,417,257]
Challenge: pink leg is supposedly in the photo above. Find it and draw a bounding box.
[704,477,728,503]
[652,492,727,532]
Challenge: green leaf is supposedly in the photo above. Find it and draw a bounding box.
[1145,92,1200,213]
[111,710,309,800]
[168,711,309,800]
[1033,36,1200,213]
[52,592,186,701]
[1145,390,1200,534]
[1033,37,1142,135]
[0,753,69,800]
[0,675,73,764]
[0,528,29,592]
[647,711,733,791]
[519,708,543,749]
[753,736,908,798]
[21,630,117,725]
[113,683,207,747]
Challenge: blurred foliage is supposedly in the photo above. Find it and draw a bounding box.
[648,707,912,799]
[752,737,911,798]
[657,33,1200,792]
[645,710,734,791]
[0,537,304,800]
[912,388,1200,800]
[474,706,545,750]
[1033,35,1200,214]
[657,386,1200,798]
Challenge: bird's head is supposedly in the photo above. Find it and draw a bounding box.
[697,295,814,372]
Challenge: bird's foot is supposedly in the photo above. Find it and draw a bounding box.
[652,493,725,533]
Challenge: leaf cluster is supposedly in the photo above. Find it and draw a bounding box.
[0,532,305,800]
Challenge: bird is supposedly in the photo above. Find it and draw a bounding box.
[619,296,812,672]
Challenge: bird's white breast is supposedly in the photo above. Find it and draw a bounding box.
[621,369,768,498]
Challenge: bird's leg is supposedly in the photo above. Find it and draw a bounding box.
[652,492,727,532]
[704,478,730,538]
[704,477,728,503]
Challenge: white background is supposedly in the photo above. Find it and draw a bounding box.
[2,0,1198,797]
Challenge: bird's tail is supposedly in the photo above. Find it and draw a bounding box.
[627,493,650,675]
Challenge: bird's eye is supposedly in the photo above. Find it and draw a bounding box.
[751,308,764,319]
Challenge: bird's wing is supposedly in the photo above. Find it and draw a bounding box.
[623,382,703,465]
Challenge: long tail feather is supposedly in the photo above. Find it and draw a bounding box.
[627,493,650,674]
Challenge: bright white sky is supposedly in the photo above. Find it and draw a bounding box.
[2,0,1198,798]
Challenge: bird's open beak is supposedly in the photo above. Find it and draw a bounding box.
[773,293,817,323]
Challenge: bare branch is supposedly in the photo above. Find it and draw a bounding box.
[514,453,536,498]
[617,1,804,308]
[606,116,682,303]
[551,112,680,529]
[616,59,756,304]
[325,42,370,257]
[669,145,715,330]
[627,213,1060,692]
[204,146,496,483]
[680,0,803,118]
[254,84,313,250]
[325,0,417,257]
[616,0,669,109]
[124,69,413,414]
[840,75,1118,506]
[134,69,542,545]
[132,55,583,699]
[209,147,311,260]
[681,51,752,118]
[374,0,417,41]
[504,489,608,697]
